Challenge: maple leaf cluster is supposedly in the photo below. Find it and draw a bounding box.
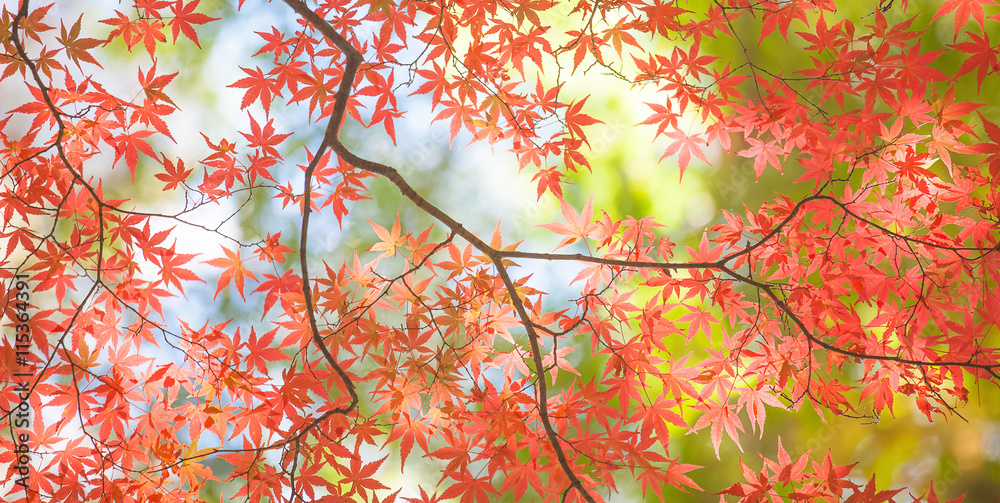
[1,0,998,502]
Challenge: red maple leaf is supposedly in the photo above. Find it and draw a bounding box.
[203,246,257,300]
[661,129,709,180]
[229,66,282,112]
[168,0,219,47]
[738,136,783,178]
[155,156,194,190]
[110,129,157,180]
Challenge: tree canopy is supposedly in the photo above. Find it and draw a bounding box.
[1,0,999,502]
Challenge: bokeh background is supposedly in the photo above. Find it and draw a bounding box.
[6,0,999,500]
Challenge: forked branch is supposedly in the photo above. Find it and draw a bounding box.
[282,0,598,500]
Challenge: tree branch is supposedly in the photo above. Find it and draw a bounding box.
[282,0,597,500]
